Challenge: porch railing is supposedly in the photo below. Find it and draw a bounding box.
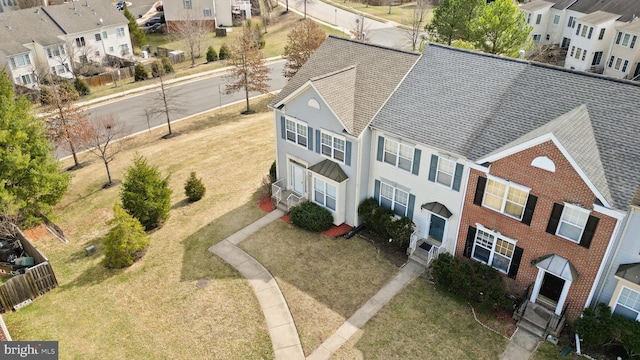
[286,192,305,211]
[408,231,419,256]
[425,245,441,265]
[272,179,284,206]
[545,303,568,337]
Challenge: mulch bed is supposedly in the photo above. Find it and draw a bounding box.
[474,307,517,338]
[22,224,50,242]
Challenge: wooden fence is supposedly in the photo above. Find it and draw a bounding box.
[0,262,57,314]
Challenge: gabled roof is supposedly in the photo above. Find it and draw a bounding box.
[568,0,640,22]
[271,36,419,136]
[0,7,66,56]
[520,0,554,12]
[536,254,578,281]
[616,263,640,285]
[577,10,620,25]
[548,0,577,10]
[42,1,127,35]
[617,19,640,35]
[310,66,357,134]
[371,44,640,210]
[481,105,612,206]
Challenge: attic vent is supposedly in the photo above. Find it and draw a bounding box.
[307,98,320,110]
[531,156,556,172]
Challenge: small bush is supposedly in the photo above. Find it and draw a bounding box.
[161,57,174,73]
[39,86,53,105]
[184,171,206,202]
[150,60,163,78]
[206,46,218,62]
[74,77,91,96]
[386,216,415,246]
[134,63,148,81]
[290,201,333,232]
[357,197,393,239]
[431,253,510,311]
[103,204,150,269]
[219,43,231,60]
[269,161,277,184]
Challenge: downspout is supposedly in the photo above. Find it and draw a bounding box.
[591,206,635,306]
[353,132,363,226]
[584,208,628,310]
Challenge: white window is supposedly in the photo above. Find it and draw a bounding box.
[575,48,581,59]
[436,157,455,188]
[203,8,212,17]
[383,138,413,172]
[116,27,125,38]
[10,54,31,69]
[553,15,560,25]
[580,25,588,37]
[20,74,33,85]
[285,118,307,147]
[533,34,541,42]
[472,228,516,274]
[623,33,631,46]
[75,37,86,47]
[320,131,345,162]
[482,177,529,220]
[380,182,409,217]
[615,58,623,70]
[95,33,102,41]
[557,204,589,243]
[314,178,336,211]
[183,0,192,9]
[102,31,108,39]
[568,16,575,28]
[109,46,114,52]
[120,44,130,56]
[56,64,66,74]
[614,287,640,320]
[536,14,542,25]
[598,28,605,40]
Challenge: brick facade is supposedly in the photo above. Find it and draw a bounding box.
[456,140,618,321]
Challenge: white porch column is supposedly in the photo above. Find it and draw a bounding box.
[555,280,572,315]
[530,268,546,303]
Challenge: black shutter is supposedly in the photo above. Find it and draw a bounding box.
[308,127,314,151]
[411,149,421,176]
[376,136,384,162]
[280,116,286,139]
[345,141,352,166]
[508,246,524,279]
[463,226,476,258]
[452,163,464,191]
[428,154,438,182]
[374,180,381,203]
[579,215,599,249]
[408,194,415,220]
[473,176,487,206]
[315,129,321,154]
[521,194,538,226]
[546,203,564,234]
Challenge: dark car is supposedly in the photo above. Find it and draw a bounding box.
[145,23,162,33]
[145,17,162,27]
[156,4,163,11]
[115,1,126,10]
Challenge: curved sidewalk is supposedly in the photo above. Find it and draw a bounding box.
[208,209,305,360]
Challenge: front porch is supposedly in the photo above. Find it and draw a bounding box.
[513,300,566,338]
[408,233,442,266]
[271,179,306,212]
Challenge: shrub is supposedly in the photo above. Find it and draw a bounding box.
[161,57,174,73]
[431,253,510,311]
[269,161,277,184]
[206,46,218,62]
[74,77,91,96]
[103,204,150,269]
[386,216,415,246]
[39,86,53,105]
[573,303,640,358]
[134,63,148,81]
[59,80,79,101]
[290,201,333,232]
[120,155,172,230]
[150,60,163,78]
[219,43,230,60]
[184,171,206,202]
[357,197,394,239]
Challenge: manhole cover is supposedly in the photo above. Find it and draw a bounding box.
[196,279,210,289]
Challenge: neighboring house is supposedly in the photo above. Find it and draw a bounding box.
[0,1,131,87]
[268,36,419,226]
[520,0,640,73]
[163,0,241,30]
[603,20,640,79]
[367,44,640,333]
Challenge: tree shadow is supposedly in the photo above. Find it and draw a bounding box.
[60,261,125,290]
[171,198,191,210]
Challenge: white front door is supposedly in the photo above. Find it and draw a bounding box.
[290,162,306,194]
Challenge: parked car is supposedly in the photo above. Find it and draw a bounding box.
[115,1,126,10]
[145,17,162,26]
[145,23,162,33]
[156,4,163,11]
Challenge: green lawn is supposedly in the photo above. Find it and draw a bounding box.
[320,0,433,26]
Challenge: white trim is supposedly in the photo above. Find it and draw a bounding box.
[0,315,11,341]
[556,203,590,243]
[284,116,309,149]
[468,161,490,173]
[593,204,626,220]
[425,211,448,244]
[312,175,338,212]
[434,156,456,189]
[531,267,572,315]
[482,175,530,221]
[379,180,410,217]
[381,137,415,173]
[477,133,611,208]
[612,286,640,320]
[470,224,518,274]
[319,129,346,163]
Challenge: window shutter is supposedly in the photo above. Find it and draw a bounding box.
[407,194,415,220]
[376,136,384,162]
[411,149,421,175]
[374,180,381,202]
[508,246,524,279]
[521,194,538,226]
[308,127,314,151]
[473,176,487,206]
[579,215,599,249]
[546,203,564,235]
[280,116,286,140]
[452,163,464,191]
[315,129,320,154]
[345,141,352,166]
[463,226,476,258]
[428,154,438,182]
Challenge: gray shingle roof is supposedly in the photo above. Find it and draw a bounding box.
[568,0,640,22]
[310,66,356,134]
[271,36,419,136]
[371,44,640,209]
[0,7,66,56]
[577,10,620,25]
[520,0,554,12]
[42,1,127,35]
[616,263,640,284]
[549,0,577,10]
[308,159,348,183]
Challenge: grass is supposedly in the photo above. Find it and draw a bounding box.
[5,95,278,359]
[320,0,433,26]
[239,221,398,355]
[332,277,509,359]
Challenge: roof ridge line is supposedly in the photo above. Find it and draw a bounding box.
[327,35,419,56]
[310,65,356,82]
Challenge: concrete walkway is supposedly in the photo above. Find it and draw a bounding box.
[208,209,305,360]
[500,328,541,360]
[307,260,426,360]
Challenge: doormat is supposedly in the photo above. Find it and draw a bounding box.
[419,242,432,251]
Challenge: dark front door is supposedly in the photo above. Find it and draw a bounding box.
[538,272,564,305]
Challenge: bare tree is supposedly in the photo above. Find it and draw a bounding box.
[351,12,371,42]
[261,0,273,33]
[171,10,209,67]
[283,19,326,78]
[225,26,271,114]
[295,0,315,19]
[145,67,186,137]
[43,81,92,168]
[403,0,430,51]
[15,0,43,9]
[86,115,131,187]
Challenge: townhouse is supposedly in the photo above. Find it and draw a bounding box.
[163,0,244,30]
[0,1,132,88]
[271,37,640,334]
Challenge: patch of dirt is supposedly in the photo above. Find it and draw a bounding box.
[475,307,517,338]
[258,195,275,213]
[355,229,408,268]
[22,224,50,241]
[322,223,353,238]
